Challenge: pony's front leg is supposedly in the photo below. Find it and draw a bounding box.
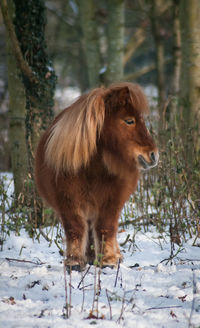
[61,213,88,270]
[94,212,121,267]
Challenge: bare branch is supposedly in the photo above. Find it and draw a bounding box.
[123,26,146,66]
[5,257,45,265]
[123,2,172,66]
[124,58,171,81]
[124,62,156,81]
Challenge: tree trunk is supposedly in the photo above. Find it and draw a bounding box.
[6,0,28,199]
[180,0,200,144]
[0,0,57,223]
[79,0,101,88]
[150,0,166,126]
[170,0,181,123]
[13,0,57,175]
[105,0,124,85]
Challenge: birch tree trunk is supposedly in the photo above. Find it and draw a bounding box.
[6,0,28,199]
[106,0,124,85]
[180,0,200,144]
[79,0,101,88]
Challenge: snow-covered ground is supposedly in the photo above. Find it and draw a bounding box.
[0,173,200,327]
[0,226,200,328]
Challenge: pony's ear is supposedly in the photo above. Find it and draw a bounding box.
[117,86,130,106]
[105,86,130,109]
[105,83,149,114]
[118,86,129,98]
[45,88,105,174]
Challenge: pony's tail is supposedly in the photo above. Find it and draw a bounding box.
[45,88,105,174]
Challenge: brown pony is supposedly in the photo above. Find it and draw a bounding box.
[35,82,158,270]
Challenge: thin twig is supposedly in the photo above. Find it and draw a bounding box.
[146,305,182,311]
[54,239,64,256]
[105,289,112,320]
[162,96,172,130]
[63,259,69,319]
[117,290,126,323]
[114,259,120,288]
[92,265,97,314]
[77,265,91,289]
[160,246,184,264]
[80,270,85,312]
[39,227,51,242]
[188,270,197,328]
[5,257,45,265]
[120,234,130,247]
[69,267,72,317]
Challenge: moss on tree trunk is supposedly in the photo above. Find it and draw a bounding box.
[13,0,57,174]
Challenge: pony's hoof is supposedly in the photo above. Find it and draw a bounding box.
[65,258,86,273]
[66,264,84,273]
[88,260,94,266]
[102,264,115,269]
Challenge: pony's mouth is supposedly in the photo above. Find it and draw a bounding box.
[138,153,158,170]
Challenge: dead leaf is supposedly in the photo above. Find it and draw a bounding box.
[170,310,177,318]
[178,295,187,302]
[2,296,16,305]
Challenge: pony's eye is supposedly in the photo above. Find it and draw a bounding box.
[124,118,136,125]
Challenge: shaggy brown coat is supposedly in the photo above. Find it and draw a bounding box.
[35,82,158,269]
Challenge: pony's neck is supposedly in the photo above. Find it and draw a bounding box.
[86,144,139,182]
[102,149,139,179]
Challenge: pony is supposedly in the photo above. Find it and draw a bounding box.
[35,82,158,270]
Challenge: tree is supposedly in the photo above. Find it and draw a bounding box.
[179,0,200,145]
[170,0,181,123]
[79,0,101,88]
[105,0,124,85]
[1,0,57,208]
[13,0,57,174]
[2,0,28,198]
[150,0,166,114]
[7,34,28,199]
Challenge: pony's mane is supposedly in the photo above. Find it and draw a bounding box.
[45,82,149,174]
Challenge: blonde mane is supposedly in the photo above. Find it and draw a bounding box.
[45,88,105,174]
[45,82,149,174]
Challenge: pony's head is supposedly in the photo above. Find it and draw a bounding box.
[45,82,158,175]
[101,83,159,175]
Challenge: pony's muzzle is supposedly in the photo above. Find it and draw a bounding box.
[138,150,159,170]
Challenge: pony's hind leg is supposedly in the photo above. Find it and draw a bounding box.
[61,213,88,271]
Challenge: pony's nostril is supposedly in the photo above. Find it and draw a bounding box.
[150,151,156,163]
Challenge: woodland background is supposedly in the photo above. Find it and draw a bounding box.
[0,0,200,246]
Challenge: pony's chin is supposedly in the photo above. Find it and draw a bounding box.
[138,155,158,171]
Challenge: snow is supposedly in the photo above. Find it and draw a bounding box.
[55,87,80,109]
[0,227,200,327]
[0,173,200,327]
